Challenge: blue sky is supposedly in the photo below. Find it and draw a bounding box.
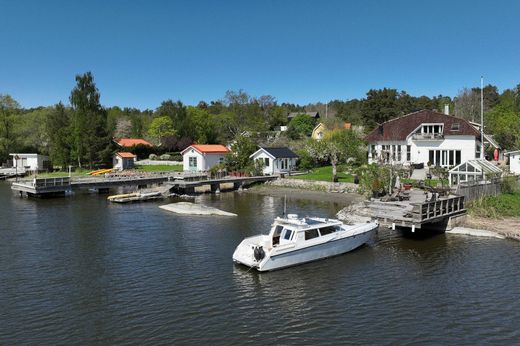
[2,0,520,109]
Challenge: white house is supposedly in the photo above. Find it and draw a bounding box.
[505,150,520,174]
[181,144,230,172]
[249,147,298,175]
[10,153,50,172]
[365,110,482,168]
[113,152,136,170]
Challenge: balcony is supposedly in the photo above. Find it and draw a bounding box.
[412,133,444,141]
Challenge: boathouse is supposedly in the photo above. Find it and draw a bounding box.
[113,152,137,170]
[249,147,298,175]
[9,153,50,173]
[181,144,230,172]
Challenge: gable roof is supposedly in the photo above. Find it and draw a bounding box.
[288,111,320,119]
[251,147,298,159]
[365,110,480,142]
[115,138,153,147]
[182,144,230,155]
[116,152,136,158]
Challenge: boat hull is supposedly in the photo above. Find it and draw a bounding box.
[233,223,377,272]
[259,227,375,271]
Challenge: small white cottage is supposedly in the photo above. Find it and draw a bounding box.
[181,144,230,172]
[10,153,50,172]
[249,147,298,175]
[113,152,136,170]
[505,150,520,175]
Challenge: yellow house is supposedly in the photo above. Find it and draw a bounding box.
[311,122,352,140]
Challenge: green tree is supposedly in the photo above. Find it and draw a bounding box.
[305,129,363,182]
[287,114,315,139]
[187,106,218,144]
[0,94,20,162]
[362,88,400,128]
[148,116,176,144]
[156,100,192,139]
[485,105,520,149]
[225,134,257,172]
[46,103,72,168]
[69,72,110,168]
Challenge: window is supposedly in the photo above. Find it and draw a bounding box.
[397,146,402,161]
[449,151,454,166]
[305,229,319,240]
[283,229,293,240]
[451,123,460,131]
[189,157,197,169]
[406,145,411,161]
[435,151,441,166]
[264,158,269,167]
[319,226,336,236]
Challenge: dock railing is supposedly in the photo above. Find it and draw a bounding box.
[411,196,465,223]
[33,177,72,187]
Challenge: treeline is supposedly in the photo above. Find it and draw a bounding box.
[1,71,520,169]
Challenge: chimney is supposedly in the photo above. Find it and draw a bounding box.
[444,104,450,115]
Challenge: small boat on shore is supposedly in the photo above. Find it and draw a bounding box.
[233,214,378,271]
[107,191,163,203]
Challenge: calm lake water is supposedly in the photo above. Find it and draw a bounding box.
[1,181,520,345]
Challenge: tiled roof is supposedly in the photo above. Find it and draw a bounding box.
[116,152,136,158]
[115,138,153,147]
[261,147,298,158]
[365,110,480,141]
[188,144,230,154]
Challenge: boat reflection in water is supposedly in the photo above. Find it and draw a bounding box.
[233,214,378,271]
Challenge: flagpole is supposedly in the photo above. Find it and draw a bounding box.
[480,76,484,159]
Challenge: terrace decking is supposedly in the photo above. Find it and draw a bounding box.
[362,190,466,231]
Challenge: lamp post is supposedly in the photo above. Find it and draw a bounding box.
[14,155,19,182]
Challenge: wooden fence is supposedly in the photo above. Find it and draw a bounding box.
[455,176,520,202]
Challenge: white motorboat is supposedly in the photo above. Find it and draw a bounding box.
[233,214,378,272]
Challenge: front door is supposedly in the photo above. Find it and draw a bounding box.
[189,157,197,171]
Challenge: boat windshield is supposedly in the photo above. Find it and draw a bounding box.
[272,225,284,246]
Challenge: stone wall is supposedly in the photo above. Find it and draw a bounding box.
[267,178,358,193]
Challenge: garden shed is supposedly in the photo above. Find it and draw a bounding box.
[448,159,502,186]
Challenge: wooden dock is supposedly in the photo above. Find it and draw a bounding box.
[355,190,466,231]
[11,173,277,197]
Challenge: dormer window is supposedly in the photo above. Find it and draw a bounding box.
[421,124,443,134]
[451,123,460,131]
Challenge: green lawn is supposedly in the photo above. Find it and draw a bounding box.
[34,168,92,178]
[468,190,520,218]
[290,165,355,183]
[135,164,183,172]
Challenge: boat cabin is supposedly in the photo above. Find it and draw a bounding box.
[269,215,342,247]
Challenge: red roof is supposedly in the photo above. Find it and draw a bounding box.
[183,144,230,154]
[115,138,153,147]
[116,152,136,158]
[365,110,480,141]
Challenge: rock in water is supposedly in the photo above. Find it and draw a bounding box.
[159,202,237,216]
[336,201,372,224]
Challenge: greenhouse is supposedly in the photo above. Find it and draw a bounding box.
[448,159,503,185]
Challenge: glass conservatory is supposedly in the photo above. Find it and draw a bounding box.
[448,159,503,185]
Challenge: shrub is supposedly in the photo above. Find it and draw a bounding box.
[149,153,158,160]
[501,176,519,194]
[160,154,172,161]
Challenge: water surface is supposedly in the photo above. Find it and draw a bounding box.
[1,182,519,344]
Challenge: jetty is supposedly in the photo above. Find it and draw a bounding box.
[10,172,277,197]
[339,189,466,232]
